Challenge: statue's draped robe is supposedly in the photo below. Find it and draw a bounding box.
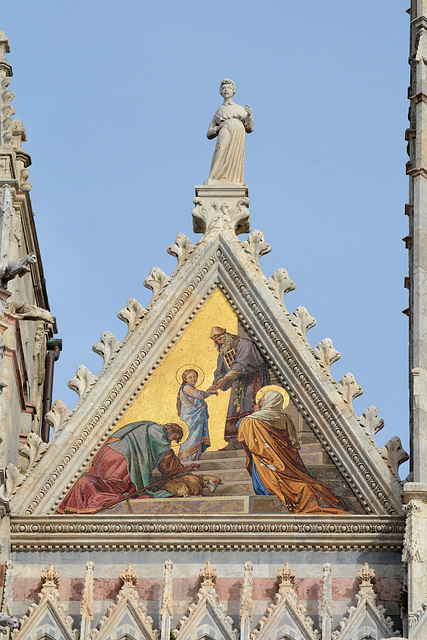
[57,421,185,513]
[177,384,211,461]
[208,103,251,184]
[213,338,270,441]
[237,415,347,514]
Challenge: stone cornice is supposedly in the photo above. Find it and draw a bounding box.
[10,514,404,552]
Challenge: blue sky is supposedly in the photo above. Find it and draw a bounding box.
[2,2,410,470]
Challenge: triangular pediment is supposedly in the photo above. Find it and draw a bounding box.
[10,197,404,520]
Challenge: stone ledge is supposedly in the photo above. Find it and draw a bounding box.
[10,514,405,552]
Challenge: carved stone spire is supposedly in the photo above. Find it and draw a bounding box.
[119,564,138,590]
[40,563,60,594]
[240,561,253,640]
[160,560,173,640]
[356,562,376,599]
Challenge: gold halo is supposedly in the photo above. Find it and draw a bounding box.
[175,364,205,386]
[256,385,290,409]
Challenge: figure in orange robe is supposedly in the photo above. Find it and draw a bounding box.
[237,391,348,514]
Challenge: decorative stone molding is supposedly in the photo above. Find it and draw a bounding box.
[379,437,409,481]
[143,267,171,305]
[0,463,23,500]
[67,365,96,400]
[415,26,427,63]
[167,233,195,269]
[241,230,271,265]
[45,399,72,438]
[266,268,296,308]
[91,565,158,640]
[92,331,120,371]
[357,405,385,443]
[18,432,49,474]
[9,514,405,552]
[117,298,146,334]
[337,373,363,413]
[290,306,316,341]
[312,338,341,379]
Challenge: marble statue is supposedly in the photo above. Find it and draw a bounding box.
[205,79,253,185]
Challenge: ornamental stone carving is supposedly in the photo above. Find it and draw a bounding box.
[241,230,271,265]
[312,338,341,378]
[290,306,316,340]
[92,331,120,370]
[379,436,409,480]
[357,405,385,442]
[143,267,171,305]
[5,301,54,324]
[266,268,296,306]
[191,196,250,235]
[19,432,49,474]
[337,372,363,412]
[167,233,195,269]
[0,463,23,499]
[117,297,146,334]
[67,365,96,399]
[45,399,72,438]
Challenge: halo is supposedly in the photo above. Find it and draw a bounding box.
[256,385,290,409]
[175,364,205,386]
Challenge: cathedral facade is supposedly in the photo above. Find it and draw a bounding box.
[0,6,425,639]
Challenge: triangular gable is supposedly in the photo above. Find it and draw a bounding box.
[91,565,158,640]
[175,562,236,640]
[13,565,75,640]
[252,563,318,640]
[10,193,405,517]
[332,564,397,640]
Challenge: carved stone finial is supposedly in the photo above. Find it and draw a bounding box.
[120,564,138,589]
[41,564,60,591]
[241,230,271,265]
[357,563,376,594]
[67,365,96,399]
[143,267,171,305]
[199,561,217,591]
[337,372,363,412]
[290,306,316,341]
[266,268,296,306]
[117,298,146,334]
[379,436,409,480]
[357,405,384,443]
[277,563,296,593]
[167,233,195,269]
[312,338,341,377]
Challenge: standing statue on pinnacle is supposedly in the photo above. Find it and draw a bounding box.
[205,78,253,185]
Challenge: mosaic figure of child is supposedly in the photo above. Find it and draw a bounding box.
[177,368,217,462]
